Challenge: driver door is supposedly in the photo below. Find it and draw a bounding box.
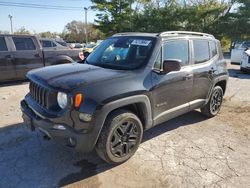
[151,39,193,125]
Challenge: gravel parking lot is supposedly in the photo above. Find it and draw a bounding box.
[0,64,250,188]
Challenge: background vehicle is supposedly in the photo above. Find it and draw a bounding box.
[40,38,69,49]
[231,41,250,64]
[54,39,68,47]
[240,49,250,72]
[68,43,83,50]
[0,34,83,82]
[21,31,228,164]
[83,43,98,58]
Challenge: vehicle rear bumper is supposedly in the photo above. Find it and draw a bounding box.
[21,100,96,152]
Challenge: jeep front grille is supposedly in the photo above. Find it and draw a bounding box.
[29,81,58,110]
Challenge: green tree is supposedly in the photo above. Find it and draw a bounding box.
[39,31,60,38]
[91,0,132,36]
[62,20,104,43]
[219,0,250,40]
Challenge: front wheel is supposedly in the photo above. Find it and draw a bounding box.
[201,86,224,117]
[96,110,143,164]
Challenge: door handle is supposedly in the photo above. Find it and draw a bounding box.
[184,74,193,80]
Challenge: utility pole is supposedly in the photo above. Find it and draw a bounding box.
[84,7,88,44]
[8,14,13,34]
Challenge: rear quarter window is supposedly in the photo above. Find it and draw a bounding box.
[209,41,218,58]
[13,37,36,50]
[0,37,8,51]
[193,40,210,64]
[40,40,53,48]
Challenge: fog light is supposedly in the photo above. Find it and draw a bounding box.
[53,124,66,130]
[79,113,92,122]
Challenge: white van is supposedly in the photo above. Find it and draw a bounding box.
[240,50,250,72]
[231,41,250,64]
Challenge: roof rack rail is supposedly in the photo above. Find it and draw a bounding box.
[113,32,139,36]
[112,32,158,36]
[159,31,214,38]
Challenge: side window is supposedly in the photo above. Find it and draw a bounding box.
[163,40,189,66]
[0,37,8,51]
[209,41,218,58]
[52,42,57,47]
[154,49,162,70]
[13,37,36,50]
[40,40,52,48]
[193,40,210,64]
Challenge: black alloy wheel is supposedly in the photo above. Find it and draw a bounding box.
[96,110,143,164]
[110,120,139,158]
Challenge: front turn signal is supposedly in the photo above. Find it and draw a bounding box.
[74,93,83,108]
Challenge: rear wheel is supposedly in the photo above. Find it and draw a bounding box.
[96,109,143,164]
[201,86,223,117]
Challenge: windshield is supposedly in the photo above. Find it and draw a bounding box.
[86,36,155,70]
[243,41,250,48]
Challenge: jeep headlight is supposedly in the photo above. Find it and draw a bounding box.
[57,92,68,109]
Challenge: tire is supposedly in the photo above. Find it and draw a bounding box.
[95,109,143,164]
[201,86,223,117]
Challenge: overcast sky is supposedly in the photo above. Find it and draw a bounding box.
[0,0,96,33]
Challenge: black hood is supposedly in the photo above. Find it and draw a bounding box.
[27,63,130,90]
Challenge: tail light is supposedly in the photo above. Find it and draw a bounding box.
[79,51,84,60]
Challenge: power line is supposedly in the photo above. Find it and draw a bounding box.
[0,1,82,9]
[0,1,83,11]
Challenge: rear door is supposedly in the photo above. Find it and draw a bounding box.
[11,36,43,79]
[231,42,246,64]
[0,36,16,82]
[190,39,216,109]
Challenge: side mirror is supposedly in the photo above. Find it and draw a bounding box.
[162,59,182,73]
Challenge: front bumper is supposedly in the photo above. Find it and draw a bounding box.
[21,100,96,152]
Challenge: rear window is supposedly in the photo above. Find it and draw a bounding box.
[242,41,250,48]
[0,37,8,51]
[86,44,95,48]
[193,40,210,64]
[40,40,52,48]
[13,37,36,50]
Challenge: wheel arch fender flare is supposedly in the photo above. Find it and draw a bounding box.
[206,75,228,104]
[52,55,74,65]
[92,95,153,147]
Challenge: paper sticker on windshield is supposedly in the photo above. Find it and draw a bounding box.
[131,40,151,46]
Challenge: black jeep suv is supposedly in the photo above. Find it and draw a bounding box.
[21,31,228,164]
